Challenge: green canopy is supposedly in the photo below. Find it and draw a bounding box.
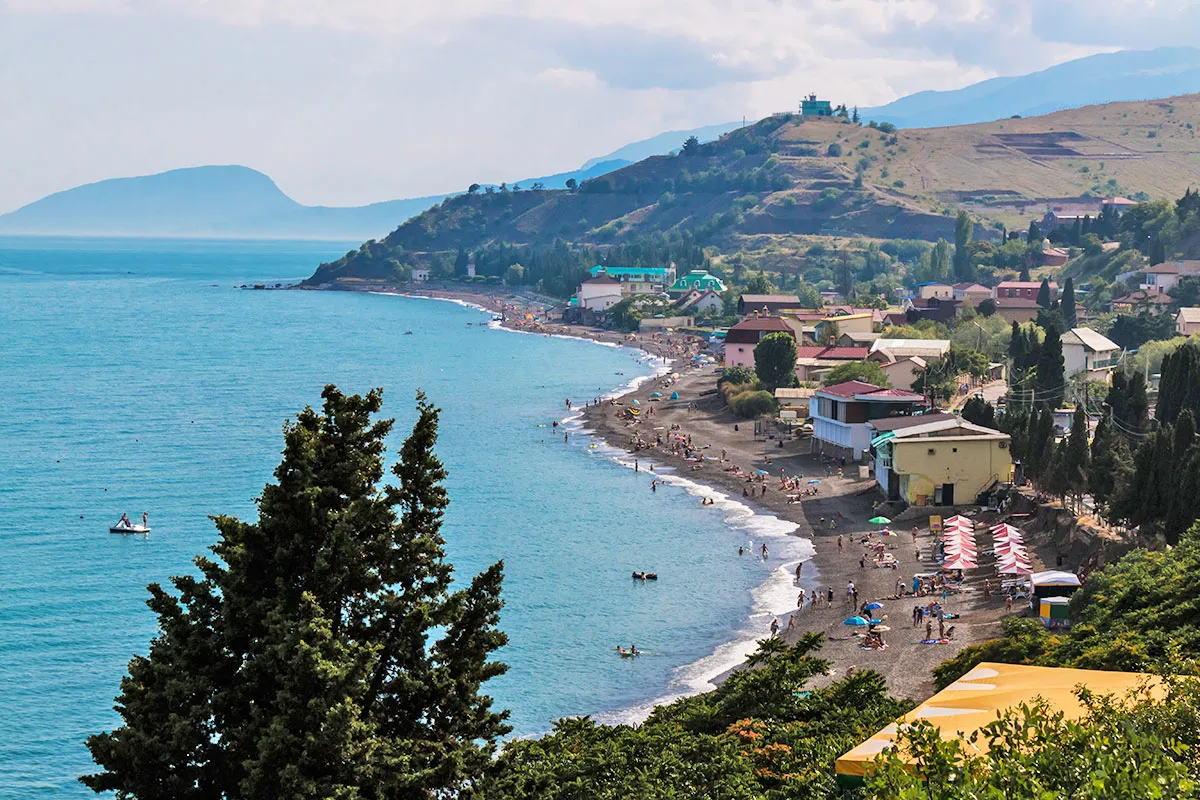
[869,516,891,525]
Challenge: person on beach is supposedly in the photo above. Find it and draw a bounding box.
[925,620,933,641]
[787,615,795,631]
[912,526,919,544]
[769,617,779,636]
[634,459,639,472]
[738,546,744,556]
[797,592,805,609]
[859,556,865,569]
[837,534,843,553]
[826,588,834,608]
[651,481,656,493]
[983,578,991,600]
[1005,592,1013,612]
[761,543,768,558]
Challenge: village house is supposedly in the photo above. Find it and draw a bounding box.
[723,316,795,369]
[1177,307,1200,336]
[737,293,806,316]
[676,289,725,316]
[1061,327,1121,381]
[993,280,1057,302]
[916,282,954,300]
[902,296,961,323]
[809,380,927,460]
[868,414,1011,506]
[1041,245,1070,268]
[992,296,1043,323]
[869,338,951,363]
[588,265,675,296]
[1112,289,1174,314]
[1139,260,1200,295]
[952,282,992,307]
[793,346,872,382]
[837,330,882,348]
[411,267,431,282]
[874,356,927,390]
[668,269,727,297]
[575,273,624,311]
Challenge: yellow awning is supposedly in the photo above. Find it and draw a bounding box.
[835,662,1157,778]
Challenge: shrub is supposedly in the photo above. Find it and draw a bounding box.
[729,390,777,418]
[717,365,757,387]
[893,180,906,188]
[826,143,843,157]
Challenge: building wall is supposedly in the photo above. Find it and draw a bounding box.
[918,285,953,300]
[995,306,1039,324]
[892,438,1011,505]
[725,342,756,368]
[1179,318,1200,336]
[880,360,922,390]
[810,402,872,459]
[578,285,623,310]
[1063,343,1118,378]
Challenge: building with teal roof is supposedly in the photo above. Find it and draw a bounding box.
[588,265,675,296]
[668,270,727,296]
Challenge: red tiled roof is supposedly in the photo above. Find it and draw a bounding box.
[819,380,883,398]
[729,316,794,332]
[740,294,801,304]
[1116,290,1173,305]
[819,346,871,360]
[795,346,828,358]
[856,388,925,401]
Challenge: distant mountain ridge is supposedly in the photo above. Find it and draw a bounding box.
[0,126,733,240]
[861,46,1200,128]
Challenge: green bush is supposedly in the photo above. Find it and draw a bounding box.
[729,390,777,419]
[717,365,757,386]
[826,143,842,157]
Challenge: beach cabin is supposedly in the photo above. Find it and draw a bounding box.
[867,414,1010,506]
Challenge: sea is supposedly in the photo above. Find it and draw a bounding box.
[0,236,812,796]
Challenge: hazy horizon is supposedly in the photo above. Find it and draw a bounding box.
[3,1,1198,214]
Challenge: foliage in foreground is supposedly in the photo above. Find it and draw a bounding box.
[865,680,1200,799]
[83,387,509,799]
[482,634,912,800]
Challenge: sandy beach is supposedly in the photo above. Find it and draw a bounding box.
[329,282,1052,700]
[578,358,1054,700]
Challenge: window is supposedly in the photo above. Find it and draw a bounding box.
[927,448,936,455]
[952,447,958,452]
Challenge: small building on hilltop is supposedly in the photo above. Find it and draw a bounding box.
[994,280,1057,302]
[723,316,796,369]
[952,282,992,306]
[809,381,927,460]
[800,93,833,117]
[1041,245,1071,268]
[916,282,954,300]
[1062,327,1120,381]
[1140,260,1200,295]
[668,269,727,297]
[1177,307,1200,336]
[867,414,1010,505]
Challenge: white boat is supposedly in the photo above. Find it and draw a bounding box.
[110,523,150,534]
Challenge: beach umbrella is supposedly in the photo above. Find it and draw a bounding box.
[807,479,821,485]
[669,391,679,399]
[864,602,884,611]
[631,399,640,405]
[844,616,869,626]
[650,392,663,397]
[868,516,891,525]
[755,469,769,475]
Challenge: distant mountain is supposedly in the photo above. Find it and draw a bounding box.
[0,123,741,240]
[861,47,1200,128]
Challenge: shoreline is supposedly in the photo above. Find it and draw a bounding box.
[330,282,1036,707]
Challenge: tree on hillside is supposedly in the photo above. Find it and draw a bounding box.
[1158,342,1200,424]
[977,298,996,317]
[754,332,798,390]
[1109,310,1177,350]
[1088,416,1128,510]
[1027,220,1042,245]
[468,183,481,194]
[953,211,975,281]
[564,178,577,192]
[1151,236,1167,266]
[822,360,890,388]
[1170,276,1200,308]
[1063,406,1090,511]
[796,282,822,308]
[1035,324,1065,410]
[930,239,952,282]
[681,136,701,156]
[455,246,470,277]
[745,272,776,295]
[82,388,510,798]
[1061,276,1077,329]
[505,263,525,284]
[1036,278,1052,309]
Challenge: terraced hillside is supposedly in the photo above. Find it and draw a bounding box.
[311,94,1200,284]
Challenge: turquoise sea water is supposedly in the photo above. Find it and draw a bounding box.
[0,237,809,796]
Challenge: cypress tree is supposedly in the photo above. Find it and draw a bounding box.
[1111,436,1154,526]
[1150,236,1167,266]
[1036,278,1052,309]
[1070,217,1082,246]
[1126,370,1150,432]
[954,211,974,280]
[1036,324,1065,410]
[83,388,510,798]
[1167,446,1200,544]
[1061,277,1077,329]
[1065,406,1090,509]
[1089,416,1122,509]
[1027,220,1042,245]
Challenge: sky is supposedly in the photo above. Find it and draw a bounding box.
[0,0,1197,212]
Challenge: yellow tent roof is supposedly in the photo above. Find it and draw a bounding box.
[835,662,1157,778]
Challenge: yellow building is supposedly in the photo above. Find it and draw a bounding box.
[869,415,1011,506]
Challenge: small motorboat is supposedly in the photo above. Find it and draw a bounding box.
[110,514,151,534]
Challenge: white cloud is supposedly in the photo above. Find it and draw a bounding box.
[0,0,1195,213]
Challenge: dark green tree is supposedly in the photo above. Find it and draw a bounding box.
[961,397,997,429]
[1036,278,1052,309]
[754,332,798,390]
[681,136,701,156]
[1089,416,1128,510]
[455,246,470,277]
[1035,324,1065,410]
[1061,276,1077,329]
[1027,220,1042,245]
[821,359,890,388]
[82,388,510,799]
[1151,236,1167,266]
[953,211,975,280]
[1063,406,1090,510]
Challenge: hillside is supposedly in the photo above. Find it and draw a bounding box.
[861,47,1200,129]
[309,93,1200,285]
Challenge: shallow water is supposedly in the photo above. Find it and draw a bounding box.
[0,236,811,795]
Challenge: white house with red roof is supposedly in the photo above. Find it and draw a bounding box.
[809,381,927,460]
[576,273,624,311]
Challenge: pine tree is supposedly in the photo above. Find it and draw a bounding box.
[1150,236,1167,266]
[1027,220,1042,245]
[1061,277,1077,329]
[83,388,510,798]
[1036,324,1065,410]
[1036,278,1052,309]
